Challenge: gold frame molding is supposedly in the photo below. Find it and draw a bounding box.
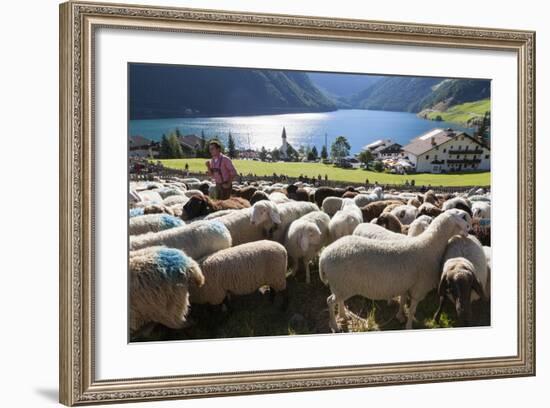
[59,1,536,405]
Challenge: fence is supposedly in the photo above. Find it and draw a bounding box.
[129,166,489,194]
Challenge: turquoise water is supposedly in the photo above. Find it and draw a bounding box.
[129,109,475,154]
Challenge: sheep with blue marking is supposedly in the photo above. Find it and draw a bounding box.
[129,214,185,236]
[129,246,205,334]
[250,200,319,243]
[190,240,288,305]
[285,211,331,284]
[129,220,232,260]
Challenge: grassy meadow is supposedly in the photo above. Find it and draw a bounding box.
[158,158,490,187]
[423,99,490,125]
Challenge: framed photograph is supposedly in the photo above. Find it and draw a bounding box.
[59,1,536,405]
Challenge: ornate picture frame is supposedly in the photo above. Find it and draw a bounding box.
[59,1,535,405]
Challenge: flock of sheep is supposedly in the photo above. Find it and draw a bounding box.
[128,176,491,339]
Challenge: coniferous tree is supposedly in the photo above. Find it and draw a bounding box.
[321,145,328,160]
[227,132,237,158]
[167,133,184,158]
[159,134,171,158]
[476,111,490,141]
[311,145,319,159]
[197,130,207,158]
[259,146,267,161]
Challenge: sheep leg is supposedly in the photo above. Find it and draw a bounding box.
[337,300,348,320]
[327,294,340,332]
[396,294,407,323]
[406,298,419,330]
[305,260,311,284]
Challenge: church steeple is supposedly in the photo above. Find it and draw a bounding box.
[282,127,287,140]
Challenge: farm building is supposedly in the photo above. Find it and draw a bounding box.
[129,135,159,158]
[403,128,490,173]
[362,139,405,160]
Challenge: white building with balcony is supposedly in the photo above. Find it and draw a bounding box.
[403,128,490,173]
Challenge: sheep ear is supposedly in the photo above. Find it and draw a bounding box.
[472,276,488,302]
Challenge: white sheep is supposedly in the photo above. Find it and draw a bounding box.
[442,196,472,212]
[129,213,185,236]
[269,191,291,204]
[353,186,383,207]
[443,234,489,300]
[250,200,319,243]
[390,204,418,225]
[472,201,491,219]
[353,222,405,240]
[322,196,344,217]
[203,209,238,220]
[162,194,189,207]
[155,187,184,199]
[190,240,288,305]
[407,215,433,237]
[285,211,331,284]
[468,195,491,202]
[129,190,142,204]
[329,199,363,242]
[319,209,472,331]
[137,190,163,203]
[129,246,205,334]
[129,220,232,260]
[215,207,266,246]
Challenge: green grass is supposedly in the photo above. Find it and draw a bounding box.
[132,262,490,342]
[158,158,490,187]
[424,99,490,125]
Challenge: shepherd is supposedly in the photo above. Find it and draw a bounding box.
[205,140,238,199]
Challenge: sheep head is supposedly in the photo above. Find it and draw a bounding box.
[434,257,486,325]
[181,195,212,220]
[250,200,281,227]
[445,209,472,237]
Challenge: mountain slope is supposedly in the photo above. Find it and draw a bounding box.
[418,99,491,126]
[307,72,384,98]
[130,64,337,119]
[346,77,442,112]
[345,76,491,116]
[416,79,491,111]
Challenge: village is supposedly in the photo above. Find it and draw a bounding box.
[129,126,490,177]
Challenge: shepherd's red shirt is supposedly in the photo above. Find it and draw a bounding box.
[210,154,237,184]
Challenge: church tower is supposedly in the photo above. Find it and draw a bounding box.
[280,126,289,159]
